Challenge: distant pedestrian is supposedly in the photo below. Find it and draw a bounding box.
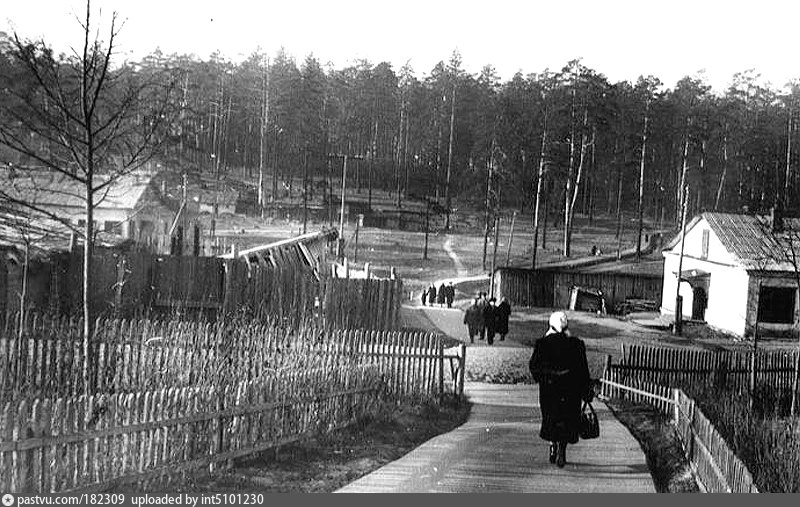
[528,311,594,468]
[496,297,511,341]
[427,284,437,306]
[437,283,446,307]
[476,292,488,340]
[446,282,455,308]
[421,289,427,306]
[483,297,498,345]
[463,297,482,344]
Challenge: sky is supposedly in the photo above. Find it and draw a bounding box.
[2,0,799,93]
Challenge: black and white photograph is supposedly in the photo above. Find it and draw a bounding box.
[2,0,800,498]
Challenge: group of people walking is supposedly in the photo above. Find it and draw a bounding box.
[462,293,511,345]
[422,282,455,308]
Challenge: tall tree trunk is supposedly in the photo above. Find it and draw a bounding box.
[482,153,493,271]
[715,132,728,211]
[258,56,270,213]
[637,101,649,260]
[565,108,589,257]
[445,85,456,230]
[785,102,794,206]
[83,180,94,395]
[563,87,577,257]
[532,121,547,269]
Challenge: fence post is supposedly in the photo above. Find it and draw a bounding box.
[438,341,445,404]
[673,388,680,424]
[115,255,126,317]
[457,343,466,399]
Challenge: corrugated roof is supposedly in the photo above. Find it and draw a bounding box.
[666,212,800,271]
[1,169,155,210]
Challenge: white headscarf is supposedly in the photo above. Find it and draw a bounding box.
[546,311,569,336]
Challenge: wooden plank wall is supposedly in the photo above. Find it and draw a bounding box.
[1,251,402,331]
[322,277,403,331]
[495,267,661,311]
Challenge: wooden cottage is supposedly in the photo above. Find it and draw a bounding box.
[1,168,175,251]
[661,211,800,337]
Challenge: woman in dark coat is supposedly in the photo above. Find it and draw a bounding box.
[496,297,511,340]
[436,283,446,307]
[483,298,498,345]
[529,311,593,467]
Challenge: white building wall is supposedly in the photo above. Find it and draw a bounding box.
[661,217,747,334]
[704,264,749,336]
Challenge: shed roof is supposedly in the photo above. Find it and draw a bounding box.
[1,169,155,210]
[666,212,800,271]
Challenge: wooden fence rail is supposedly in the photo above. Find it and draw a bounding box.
[600,373,759,493]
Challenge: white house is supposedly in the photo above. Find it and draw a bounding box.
[661,211,800,337]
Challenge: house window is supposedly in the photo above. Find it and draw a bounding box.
[701,229,709,259]
[758,286,796,324]
[104,221,122,234]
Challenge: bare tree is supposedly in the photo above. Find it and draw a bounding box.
[0,0,178,393]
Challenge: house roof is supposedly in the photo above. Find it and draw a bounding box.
[1,169,155,210]
[666,211,800,271]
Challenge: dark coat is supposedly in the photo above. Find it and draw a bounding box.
[428,286,437,305]
[529,332,593,443]
[482,304,497,332]
[496,300,511,334]
[463,304,481,335]
[436,285,446,304]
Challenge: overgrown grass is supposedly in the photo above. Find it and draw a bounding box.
[681,382,800,492]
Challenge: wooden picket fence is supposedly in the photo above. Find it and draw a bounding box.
[0,319,467,493]
[0,315,465,403]
[1,364,381,494]
[600,373,759,493]
[614,344,799,394]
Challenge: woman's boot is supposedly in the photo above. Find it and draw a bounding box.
[556,441,566,468]
[548,442,557,464]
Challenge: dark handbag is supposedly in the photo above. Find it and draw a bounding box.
[579,401,599,439]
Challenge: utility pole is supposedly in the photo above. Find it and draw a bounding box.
[490,215,500,297]
[329,150,364,258]
[674,181,689,336]
[339,154,348,257]
[482,152,494,271]
[354,214,363,263]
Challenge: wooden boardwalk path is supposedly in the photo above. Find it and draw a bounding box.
[336,382,655,493]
